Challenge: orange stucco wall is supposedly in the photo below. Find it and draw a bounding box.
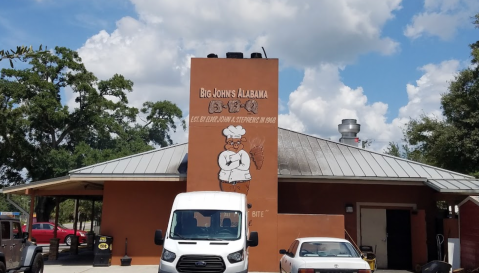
[277,214,345,257]
[100,181,186,265]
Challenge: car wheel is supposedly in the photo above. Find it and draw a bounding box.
[65,235,72,246]
[0,261,6,273]
[25,253,44,273]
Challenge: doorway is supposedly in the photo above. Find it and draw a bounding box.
[360,208,413,270]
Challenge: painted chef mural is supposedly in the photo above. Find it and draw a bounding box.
[218,125,264,195]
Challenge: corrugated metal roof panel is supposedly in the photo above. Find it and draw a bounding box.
[123,155,142,173]
[337,145,364,176]
[426,179,479,193]
[328,142,354,176]
[68,129,476,192]
[395,161,420,178]
[144,150,165,173]
[308,137,332,176]
[371,154,398,177]
[383,157,409,177]
[112,157,132,174]
[134,152,154,174]
[166,145,187,174]
[359,150,386,177]
[298,134,322,176]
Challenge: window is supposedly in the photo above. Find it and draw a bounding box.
[12,222,22,239]
[169,210,242,241]
[299,241,360,258]
[43,224,54,230]
[32,224,41,230]
[1,222,11,240]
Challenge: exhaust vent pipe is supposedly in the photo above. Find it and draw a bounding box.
[338,119,360,147]
[226,52,243,59]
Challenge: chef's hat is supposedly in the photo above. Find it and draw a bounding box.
[223,125,246,139]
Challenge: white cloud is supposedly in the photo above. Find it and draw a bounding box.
[404,0,479,40]
[399,60,460,120]
[278,60,461,153]
[74,0,404,145]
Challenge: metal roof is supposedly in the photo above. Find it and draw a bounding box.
[4,127,479,195]
[425,179,479,193]
[277,128,473,180]
[70,143,188,176]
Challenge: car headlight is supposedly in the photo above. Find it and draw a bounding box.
[162,249,176,263]
[227,250,244,263]
[80,233,86,237]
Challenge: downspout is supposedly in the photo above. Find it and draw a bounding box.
[6,194,30,230]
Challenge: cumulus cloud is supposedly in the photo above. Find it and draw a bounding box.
[73,0,405,145]
[404,0,479,40]
[399,60,460,120]
[278,60,461,152]
[76,0,402,108]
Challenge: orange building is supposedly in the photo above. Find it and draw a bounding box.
[3,52,479,272]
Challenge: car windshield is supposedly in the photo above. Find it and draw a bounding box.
[169,210,242,241]
[299,241,360,258]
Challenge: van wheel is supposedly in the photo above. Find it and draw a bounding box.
[0,261,6,273]
[65,235,73,246]
[26,253,44,273]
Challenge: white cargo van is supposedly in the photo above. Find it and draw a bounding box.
[154,191,259,273]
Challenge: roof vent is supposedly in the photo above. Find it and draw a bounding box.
[251,52,262,58]
[226,52,243,59]
[207,53,218,58]
[338,119,360,147]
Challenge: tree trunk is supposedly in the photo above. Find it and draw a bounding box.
[34,196,57,222]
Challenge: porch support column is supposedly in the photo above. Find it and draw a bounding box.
[27,190,35,242]
[87,200,95,250]
[70,198,80,255]
[49,197,60,260]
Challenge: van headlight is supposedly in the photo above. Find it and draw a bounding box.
[162,249,176,263]
[227,250,244,263]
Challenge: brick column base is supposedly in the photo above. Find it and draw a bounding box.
[69,236,79,255]
[49,238,60,260]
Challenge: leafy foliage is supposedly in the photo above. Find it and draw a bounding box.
[0,46,186,220]
[0,45,47,68]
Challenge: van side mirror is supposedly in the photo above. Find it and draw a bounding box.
[154,229,164,245]
[247,231,258,247]
[279,249,287,255]
[22,232,29,242]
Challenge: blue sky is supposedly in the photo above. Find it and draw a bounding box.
[1,0,478,151]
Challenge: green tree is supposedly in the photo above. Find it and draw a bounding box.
[0,46,186,221]
[395,14,479,177]
[0,45,47,68]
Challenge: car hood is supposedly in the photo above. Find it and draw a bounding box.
[297,257,370,269]
[164,239,244,257]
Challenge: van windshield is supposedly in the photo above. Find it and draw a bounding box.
[169,210,242,241]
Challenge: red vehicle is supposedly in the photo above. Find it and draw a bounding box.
[22,222,87,245]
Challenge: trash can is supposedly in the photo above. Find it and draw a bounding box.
[93,235,113,267]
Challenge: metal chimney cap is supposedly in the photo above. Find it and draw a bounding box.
[338,119,360,135]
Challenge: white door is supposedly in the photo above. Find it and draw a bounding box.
[360,208,388,269]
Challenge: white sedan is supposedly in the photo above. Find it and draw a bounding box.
[279,237,371,273]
